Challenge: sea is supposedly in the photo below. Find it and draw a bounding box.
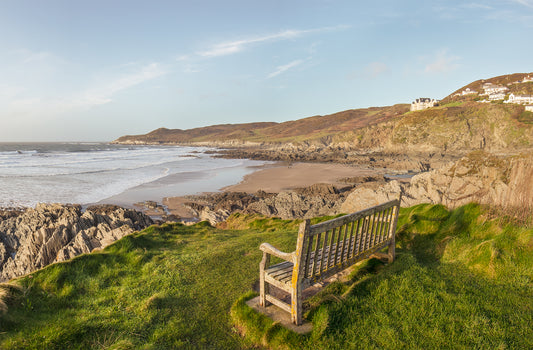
[0,142,267,208]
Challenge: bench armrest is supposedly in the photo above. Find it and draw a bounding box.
[260,243,295,262]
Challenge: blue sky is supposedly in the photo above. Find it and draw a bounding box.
[1,0,532,142]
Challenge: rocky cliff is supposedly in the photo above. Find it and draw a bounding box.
[0,204,153,282]
[341,152,533,213]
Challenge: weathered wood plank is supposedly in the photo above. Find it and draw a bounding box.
[347,219,357,259]
[339,222,349,265]
[259,197,401,325]
[304,229,314,278]
[321,229,331,274]
[265,261,293,274]
[373,210,383,247]
[308,199,399,235]
[311,232,321,278]
[264,274,292,291]
[266,295,292,313]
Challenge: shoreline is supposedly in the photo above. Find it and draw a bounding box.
[220,162,382,193]
[0,156,389,223]
[162,162,386,220]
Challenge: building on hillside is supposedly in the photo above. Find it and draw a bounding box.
[482,83,509,95]
[454,88,477,96]
[488,92,506,101]
[522,75,533,83]
[506,93,533,105]
[410,98,438,111]
[526,105,533,112]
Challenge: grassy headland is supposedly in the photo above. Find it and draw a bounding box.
[0,205,532,349]
[112,73,533,158]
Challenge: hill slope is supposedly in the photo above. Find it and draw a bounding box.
[113,105,409,145]
[113,73,533,155]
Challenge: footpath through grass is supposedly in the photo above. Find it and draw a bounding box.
[1,205,532,349]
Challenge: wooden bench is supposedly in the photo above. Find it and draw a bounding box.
[259,197,401,325]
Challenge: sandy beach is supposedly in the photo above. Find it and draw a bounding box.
[163,162,383,218]
[221,162,381,193]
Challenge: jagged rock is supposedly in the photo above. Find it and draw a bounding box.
[199,208,231,226]
[246,188,343,220]
[181,184,349,224]
[340,181,402,213]
[293,183,339,197]
[0,203,153,282]
[341,152,533,212]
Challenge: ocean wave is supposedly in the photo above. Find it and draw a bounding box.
[0,143,262,206]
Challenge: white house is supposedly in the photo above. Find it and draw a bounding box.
[462,88,477,95]
[454,88,477,97]
[507,93,533,104]
[483,83,509,95]
[526,105,533,112]
[489,92,506,101]
[411,98,438,111]
[522,75,533,83]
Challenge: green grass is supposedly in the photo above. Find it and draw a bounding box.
[518,110,533,124]
[439,101,465,108]
[1,205,532,349]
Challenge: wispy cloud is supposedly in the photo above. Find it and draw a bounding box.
[9,49,57,64]
[347,61,389,80]
[512,0,533,8]
[460,3,493,10]
[198,25,349,58]
[364,62,389,79]
[5,62,168,117]
[71,63,167,107]
[267,59,305,79]
[424,49,460,73]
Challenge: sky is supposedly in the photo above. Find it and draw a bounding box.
[1,0,532,142]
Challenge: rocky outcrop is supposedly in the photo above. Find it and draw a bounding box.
[340,181,403,213]
[182,184,352,225]
[247,184,345,220]
[215,147,453,173]
[0,204,153,282]
[402,152,533,209]
[341,152,533,212]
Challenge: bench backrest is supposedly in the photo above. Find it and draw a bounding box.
[293,198,401,288]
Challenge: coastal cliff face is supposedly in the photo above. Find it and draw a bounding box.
[179,152,532,225]
[0,204,153,282]
[341,152,533,213]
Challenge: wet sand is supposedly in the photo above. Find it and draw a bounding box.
[221,162,381,193]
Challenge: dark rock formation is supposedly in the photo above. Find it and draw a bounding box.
[182,183,354,225]
[0,203,153,282]
[213,148,455,173]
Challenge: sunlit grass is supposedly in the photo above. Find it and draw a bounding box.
[1,205,532,349]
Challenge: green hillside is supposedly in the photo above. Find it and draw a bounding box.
[444,72,533,103]
[1,206,532,349]
[113,105,409,145]
[113,73,533,154]
[329,101,533,153]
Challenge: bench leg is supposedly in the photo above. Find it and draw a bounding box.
[291,286,302,325]
[259,253,270,307]
[259,276,269,307]
[387,235,395,263]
